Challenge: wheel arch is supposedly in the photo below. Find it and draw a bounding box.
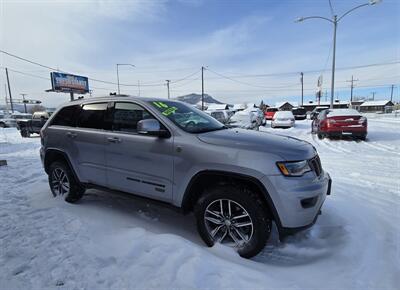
[44,149,81,183]
[181,170,282,227]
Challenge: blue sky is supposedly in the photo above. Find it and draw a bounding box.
[0,0,399,107]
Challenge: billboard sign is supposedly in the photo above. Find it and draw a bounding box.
[50,72,89,93]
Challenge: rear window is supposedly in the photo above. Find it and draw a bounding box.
[326,109,361,117]
[293,108,306,114]
[267,108,278,112]
[77,103,108,129]
[51,105,81,127]
[211,111,224,119]
[275,111,294,118]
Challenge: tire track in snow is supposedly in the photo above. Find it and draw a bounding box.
[362,141,400,155]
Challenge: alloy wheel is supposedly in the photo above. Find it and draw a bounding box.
[204,199,254,247]
[51,168,70,197]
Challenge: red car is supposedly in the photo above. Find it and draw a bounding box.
[264,107,278,120]
[311,109,367,140]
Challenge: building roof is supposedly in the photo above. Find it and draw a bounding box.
[206,103,229,110]
[360,100,393,107]
[275,101,298,108]
[232,103,247,110]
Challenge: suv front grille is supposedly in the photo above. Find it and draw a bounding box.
[309,155,322,177]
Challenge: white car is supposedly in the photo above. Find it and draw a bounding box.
[229,110,260,130]
[0,114,17,128]
[205,110,233,124]
[271,111,295,128]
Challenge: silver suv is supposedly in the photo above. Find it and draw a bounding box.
[40,96,331,258]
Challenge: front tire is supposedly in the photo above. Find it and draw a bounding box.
[48,161,84,203]
[195,185,271,258]
[20,130,30,138]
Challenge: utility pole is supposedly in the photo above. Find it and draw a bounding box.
[20,93,27,113]
[372,92,376,100]
[166,80,170,99]
[201,66,205,110]
[5,68,14,113]
[346,75,359,103]
[390,85,394,102]
[300,72,304,106]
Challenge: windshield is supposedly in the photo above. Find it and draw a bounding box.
[149,100,226,133]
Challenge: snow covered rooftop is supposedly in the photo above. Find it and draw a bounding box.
[206,104,229,110]
[360,100,392,107]
[275,101,298,108]
[232,103,246,110]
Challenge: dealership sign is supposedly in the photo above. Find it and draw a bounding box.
[50,72,89,93]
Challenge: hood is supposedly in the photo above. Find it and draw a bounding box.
[197,128,316,161]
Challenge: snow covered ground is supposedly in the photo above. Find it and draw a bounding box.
[0,116,399,289]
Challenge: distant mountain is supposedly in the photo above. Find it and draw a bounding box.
[174,93,223,105]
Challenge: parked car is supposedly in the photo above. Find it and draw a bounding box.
[17,111,50,137]
[205,110,233,124]
[40,96,331,258]
[0,111,31,128]
[311,108,367,140]
[264,107,278,120]
[292,107,307,120]
[228,109,260,130]
[0,115,17,128]
[310,106,329,120]
[271,111,295,128]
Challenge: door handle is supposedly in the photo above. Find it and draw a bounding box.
[107,137,121,143]
[66,132,77,138]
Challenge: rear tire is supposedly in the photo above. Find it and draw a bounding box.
[195,184,271,258]
[0,122,5,128]
[20,130,30,138]
[48,161,85,203]
[317,133,324,139]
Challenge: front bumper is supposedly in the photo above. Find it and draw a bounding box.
[261,170,331,232]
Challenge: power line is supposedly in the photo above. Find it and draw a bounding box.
[170,69,201,84]
[0,49,165,87]
[206,61,400,79]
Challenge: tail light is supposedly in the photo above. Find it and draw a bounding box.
[358,117,367,124]
[327,118,336,126]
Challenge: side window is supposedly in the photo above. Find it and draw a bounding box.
[51,105,81,127]
[77,103,108,129]
[112,102,153,133]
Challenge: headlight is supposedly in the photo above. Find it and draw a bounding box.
[276,160,312,177]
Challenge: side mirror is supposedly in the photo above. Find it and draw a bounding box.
[137,119,170,138]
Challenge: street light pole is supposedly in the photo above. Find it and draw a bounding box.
[116,63,135,95]
[330,15,337,109]
[295,0,382,109]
